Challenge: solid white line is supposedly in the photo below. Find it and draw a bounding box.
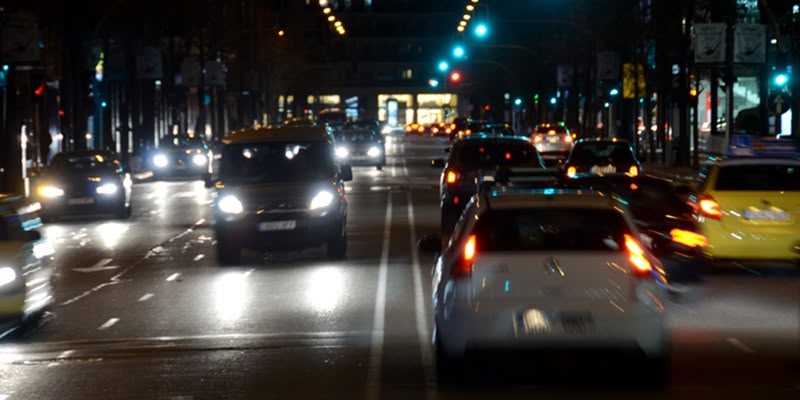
[57,350,75,359]
[138,293,154,302]
[403,157,409,177]
[726,337,756,354]
[166,273,181,282]
[407,192,437,396]
[97,318,120,331]
[193,254,205,261]
[365,193,392,400]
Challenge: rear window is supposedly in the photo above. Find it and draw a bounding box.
[473,208,631,252]
[534,127,568,135]
[570,142,635,163]
[455,141,540,168]
[714,164,800,191]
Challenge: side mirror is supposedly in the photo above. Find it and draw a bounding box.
[431,159,445,168]
[418,233,442,253]
[340,165,353,182]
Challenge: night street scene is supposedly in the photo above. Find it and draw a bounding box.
[1,0,799,399]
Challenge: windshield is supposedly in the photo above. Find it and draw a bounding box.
[715,164,800,191]
[455,141,540,168]
[570,142,636,163]
[220,141,337,183]
[335,131,379,142]
[49,153,119,171]
[161,135,206,149]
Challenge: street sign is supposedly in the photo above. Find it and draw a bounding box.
[767,92,791,115]
[596,51,620,80]
[734,24,765,63]
[557,65,574,87]
[1,12,41,64]
[205,61,225,87]
[694,23,726,63]
[728,134,798,157]
[136,46,163,79]
[622,63,646,99]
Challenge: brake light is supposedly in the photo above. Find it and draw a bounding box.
[670,228,708,248]
[548,130,556,135]
[446,170,459,184]
[452,235,477,278]
[533,136,544,143]
[624,234,652,276]
[566,166,577,178]
[627,165,639,177]
[698,194,722,220]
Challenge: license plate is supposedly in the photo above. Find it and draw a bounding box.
[548,137,560,143]
[559,312,594,334]
[515,310,593,335]
[68,197,94,205]
[258,220,296,231]
[590,165,617,174]
[742,208,790,221]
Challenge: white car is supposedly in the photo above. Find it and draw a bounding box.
[423,188,671,384]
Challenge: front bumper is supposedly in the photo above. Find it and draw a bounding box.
[39,194,126,217]
[215,208,344,251]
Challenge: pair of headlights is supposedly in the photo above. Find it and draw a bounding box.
[38,183,120,198]
[335,146,382,159]
[218,191,335,215]
[153,154,207,168]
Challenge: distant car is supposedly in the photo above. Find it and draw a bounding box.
[150,134,213,180]
[563,138,642,178]
[208,126,353,265]
[405,122,425,135]
[431,136,545,239]
[567,174,710,291]
[689,157,800,265]
[0,194,55,333]
[420,188,671,385]
[334,128,386,170]
[530,124,574,159]
[35,150,133,221]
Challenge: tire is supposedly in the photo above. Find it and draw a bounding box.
[217,237,241,266]
[326,223,347,260]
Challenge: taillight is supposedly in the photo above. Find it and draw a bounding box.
[533,135,544,143]
[698,194,722,220]
[624,234,652,276]
[670,228,708,248]
[628,165,639,177]
[454,234,477,277]
[566,166,577,178]
[446,170,459,184]
[563,135,573,143]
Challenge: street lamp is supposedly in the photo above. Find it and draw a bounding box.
[438,61,449,72]
[474,23,488,38]
[452,45,466,58]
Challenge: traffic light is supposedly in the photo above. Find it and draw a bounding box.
[452,45,465,58]
[428,78,439,88]
[450,71,462,83]
[474,23,488,38]
[533,93,539,104]
[437,61,449,72]
[773,72,789,87]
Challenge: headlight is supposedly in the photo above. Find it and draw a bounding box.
[0,266,18,287]
[310,191,334,210]
[218,195,244,214]
[367,146,381,157]
[381,126,392,134]
[96,183,119,195]
[335,147,349,158]
[192,154,207,166]
[153,154,168,168]
[38,185,64,198]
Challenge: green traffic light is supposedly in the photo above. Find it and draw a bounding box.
[474,23,488,38]
[774,73,789,87]
[453,46,465,58]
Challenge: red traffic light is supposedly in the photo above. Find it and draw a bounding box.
[34,82,45,97]
[449,71,461,83]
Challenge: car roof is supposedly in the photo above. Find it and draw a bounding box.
[482,188,624,211]
[455,135,531,144]
[222,126,332,144]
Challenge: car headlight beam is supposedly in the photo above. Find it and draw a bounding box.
[96,183,119,195]
[310,191,335,210]
[38,185,64,198]
[335,147,349,159]
[367,146,381,158]
[153,154,169,168]
[218,195,244,214]
[192,154,208,166]
[0,266,18,287]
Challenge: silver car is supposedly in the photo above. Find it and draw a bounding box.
[531,124,574,158]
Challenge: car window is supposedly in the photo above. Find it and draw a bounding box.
[570,142,636,163]
[335,131,379,142]
[714,164,800,191]
[534,126,568,135]
[163,136,206,149]
[473,208,630,252]
[455,141,541,168]
[220,140,337,183]
[50,153,119,170]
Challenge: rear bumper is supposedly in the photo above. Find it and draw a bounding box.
[702,223,800,261]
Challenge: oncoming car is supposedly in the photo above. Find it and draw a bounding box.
[0,195,55,334]
[690,156,800,264]
[150,134,213,180]
[208,126,353,265]
[35,150,133,221]
[334,127,386,170]
[420,188,671,385]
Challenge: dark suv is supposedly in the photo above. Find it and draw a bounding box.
[208,126,353,265]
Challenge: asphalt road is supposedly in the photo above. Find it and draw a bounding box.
[0,135,798,400]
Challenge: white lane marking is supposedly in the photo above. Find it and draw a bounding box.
[193,254,205,262]
[243,269,255,277]
[166,273,181,282]
[726,337,756,354]
[72,258,119,273]
[365,193,392,400]
[57,350,75,359]
[407,192,437,395]
[402,157,409,177]
[138,293,154,302]
[97,318,120,331]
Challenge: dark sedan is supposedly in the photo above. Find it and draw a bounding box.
[150,134,213,180]
[35,150,133,221]
[563,138,642,178]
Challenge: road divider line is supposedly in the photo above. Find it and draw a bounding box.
[365,193,391,400]
[726,337,756,354]
[97,318,120,331]
[193,254,205,261]
[407,192,437,396]
[166,273,181,282]
[138,293,154,302]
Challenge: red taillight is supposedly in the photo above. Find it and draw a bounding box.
[670,228,708,248]
[446,170,459,184]
[628,165,639,177]
[624,234,652,276]
[698,194,722,220]
[453,195,459,205]
[454,234,477,277]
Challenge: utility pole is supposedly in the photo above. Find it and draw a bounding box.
[724,0,736,149]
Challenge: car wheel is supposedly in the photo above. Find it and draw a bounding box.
[326,222,347,260]
[217,237,241,266]
[434,327,464,386]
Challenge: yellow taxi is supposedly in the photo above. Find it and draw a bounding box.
[690,156,800,263]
